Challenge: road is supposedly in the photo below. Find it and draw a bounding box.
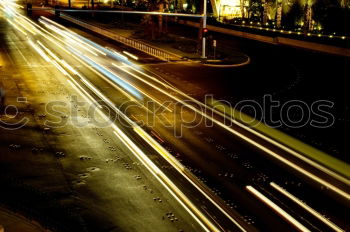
[1,3,349,232]
[0,5,206,232]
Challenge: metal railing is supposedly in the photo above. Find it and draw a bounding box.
[59,13,182,61]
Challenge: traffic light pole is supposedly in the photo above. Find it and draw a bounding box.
[201,0,207,59]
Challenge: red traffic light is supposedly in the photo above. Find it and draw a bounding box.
[203,28,208,33]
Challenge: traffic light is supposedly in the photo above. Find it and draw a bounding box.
[202,28,208,38]
[26,3,32,16]
[55,5,60,17]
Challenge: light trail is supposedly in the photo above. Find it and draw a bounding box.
[39,21,99,57]
[31,35,245,230]
[14,18,36,35]
[113,127,220,232]
[72,56,141,105]
[28,35,223,231]
[246,186,311,232]
[114,50,128,60]
[28,40,51,62]
[26,29,237,229]
[6,18,27,35]
[34,22,143,101]
[133,126,248,232]
[270,182,345,232]
[0,0,23,9]
[37,40,61,61]
[43,34,246,228]
[36,23,152,108]
[33,21,148,111]
[14,9,348,200]
[29,38,102,109]
[122,63,350,187]
[123,51,139,60]
[69,34,350,228]
[52,59,69,76]
[116,64,350,199]
[39,16,134,63]
[6,9,347,230]
[37,18,144,106]
[111,63,172,112]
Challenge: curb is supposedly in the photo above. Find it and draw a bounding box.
[202,56,250,68]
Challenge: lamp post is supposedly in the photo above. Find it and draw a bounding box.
[201,0,207,58]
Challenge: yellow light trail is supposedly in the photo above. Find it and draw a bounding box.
[7,18,27,35]
[29,32,241,230]
[270,182,345,232]
[16,13,349,231]
[133,126,248,232]
[40,16,107,56]
[1,4,226,229]
[52,52,237,231]
[119,64,350,199]
[34,40,223,231]
[30,14,348,200]
[246,186,311,232]
[28,40,51,62]
[14,18,36,35]
[113,126,221,232]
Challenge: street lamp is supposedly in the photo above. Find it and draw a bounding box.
[201,0,207,58]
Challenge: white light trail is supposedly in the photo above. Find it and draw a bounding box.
[123,51,138,60]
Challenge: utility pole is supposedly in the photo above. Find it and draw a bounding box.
[201,0,207,58]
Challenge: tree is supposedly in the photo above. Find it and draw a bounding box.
[282,1,303,29]
[312,0,350,33]
[248,0,264,21]
[139,0,168,39]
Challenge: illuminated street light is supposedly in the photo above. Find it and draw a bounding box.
[201,0,207,59]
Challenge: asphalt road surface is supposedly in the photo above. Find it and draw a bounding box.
[0,4,349,232]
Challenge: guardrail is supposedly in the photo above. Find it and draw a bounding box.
[58,13,182,61]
